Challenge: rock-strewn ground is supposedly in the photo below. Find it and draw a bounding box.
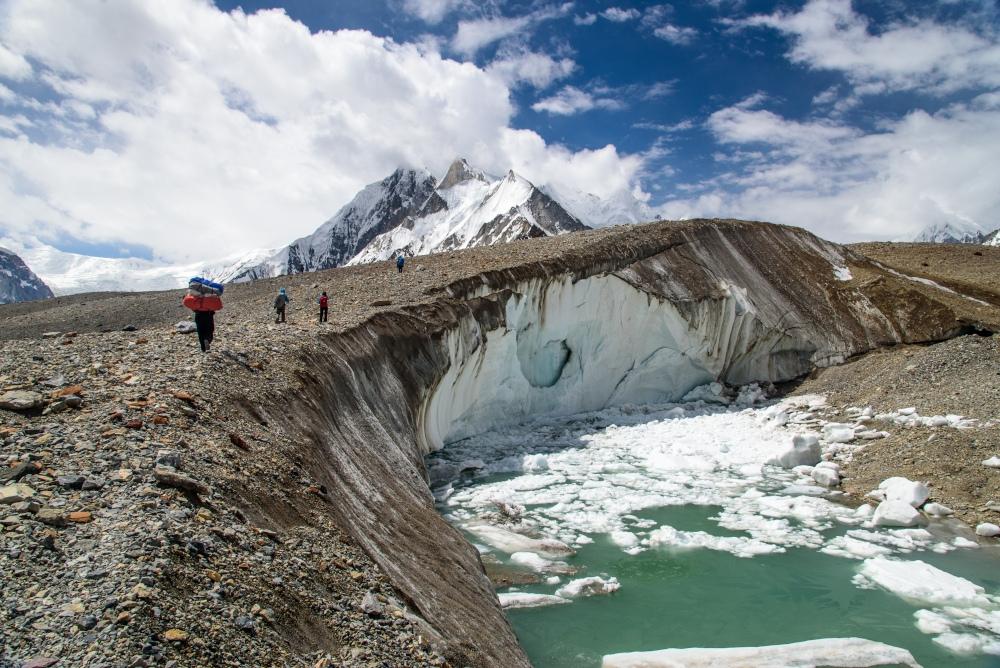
[0,326,449,668]
[791,333,1000,528]
[1,221,999,667]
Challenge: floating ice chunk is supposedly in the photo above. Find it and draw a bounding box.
[812,466,840,488]
[923,502,953,517]
[769,433,821,468]
[933,632,993,656]
[878,477,930,508]
[510,552,554,572]
[872,500,925,528]
[821,536,892,560]
[857,558,990,607]
[647,525,783,558]
[983,456,1000,468]
[522,454,549,472]
[555,576,620,598]
[545,576,561,585]
[914,609,953,634]
[953,536,979,548]
[975,523,1000,537]
[610,531,639,548]
[466,525,575,557]
[601,637,920,668]
[497,592,568,609]
[833,266,853,281]
[848,529,933,551]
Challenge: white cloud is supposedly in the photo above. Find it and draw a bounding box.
[573,13,597,26]
[531,85,626,115]
[659,101,1000,242]
[653,23,698,45]
[451,3,572,56]
[401,0,469,24]
[0,42,31,79]
[0,0,642,262]
[643,80,676,99]
[733,0,1000,95]
[487,49,575,89]
[601,8,640,22]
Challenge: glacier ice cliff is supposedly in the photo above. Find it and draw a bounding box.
[259,220,992,667]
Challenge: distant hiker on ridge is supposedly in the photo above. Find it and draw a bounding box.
[396,254,405,273]
[318,291,328,324]
[274,288,290,323]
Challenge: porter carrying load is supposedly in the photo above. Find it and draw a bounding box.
[183,276,224,312]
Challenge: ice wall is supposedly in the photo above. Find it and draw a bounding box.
[419,272,818,450]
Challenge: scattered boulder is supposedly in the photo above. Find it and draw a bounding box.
[0,390,43,411]
[36,508,68,527]
[0,483,36,505]
[1,461,41,483]
[176,321,197,334]
[361,591,385,617]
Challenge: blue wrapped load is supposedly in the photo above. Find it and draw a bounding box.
[188,276,224,295]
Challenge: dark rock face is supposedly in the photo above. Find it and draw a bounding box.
[0,248,54,304]
[283,168,437,275]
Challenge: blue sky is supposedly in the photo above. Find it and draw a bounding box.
[0,0,998,262]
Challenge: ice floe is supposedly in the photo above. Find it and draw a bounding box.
[554,576,620,598]
[856,558,991,607]
[497,592,568,609]
[601,637,920,667]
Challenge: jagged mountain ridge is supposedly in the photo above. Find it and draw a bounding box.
[913,220,1000,245]
[227,159,594,281]
[0,247,54,304]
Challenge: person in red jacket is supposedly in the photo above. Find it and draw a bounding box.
[318,291,329,323]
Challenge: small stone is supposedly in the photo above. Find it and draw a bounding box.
[122,325,138,332]
[163,628,188,642]
[41,331,61,339]
[155,450,181,469]
[125,419,143,430]
[0,390,43,411]
[52,384,84,398]
[116,611,132,624]
[0,461,41,483]
[154,467,209,496]
[234,615,256,635]
[22,659,60,668]
[172,390,195,403]
[64,395,83,409]
[0,483,35,504]
[58,475,86,490]
[81,477,106,491]
[36,508,67,527]
[349,571,364,581]
[206,570,222,582]
[67,511,93,523]
[360,591,385,617]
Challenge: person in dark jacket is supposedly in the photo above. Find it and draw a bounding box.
[318,291,328,323]
[396,254,405,273]
[274,288,290,323]
[194,310,214,352]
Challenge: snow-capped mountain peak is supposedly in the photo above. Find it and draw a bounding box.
[349,160,587,264]
[912,220,986,244]
[438,158,490,190]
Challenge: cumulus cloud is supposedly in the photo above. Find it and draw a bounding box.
[659,100,1000,242]
[601,8,640,23]
[531,85,626,115]
[451,3,572,56]
[401,0,470,24]
[732,0,1000,94]
[487,48,575,89]
[573,13,597,26]
[0,0,641,262]
[653,24,698,45]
